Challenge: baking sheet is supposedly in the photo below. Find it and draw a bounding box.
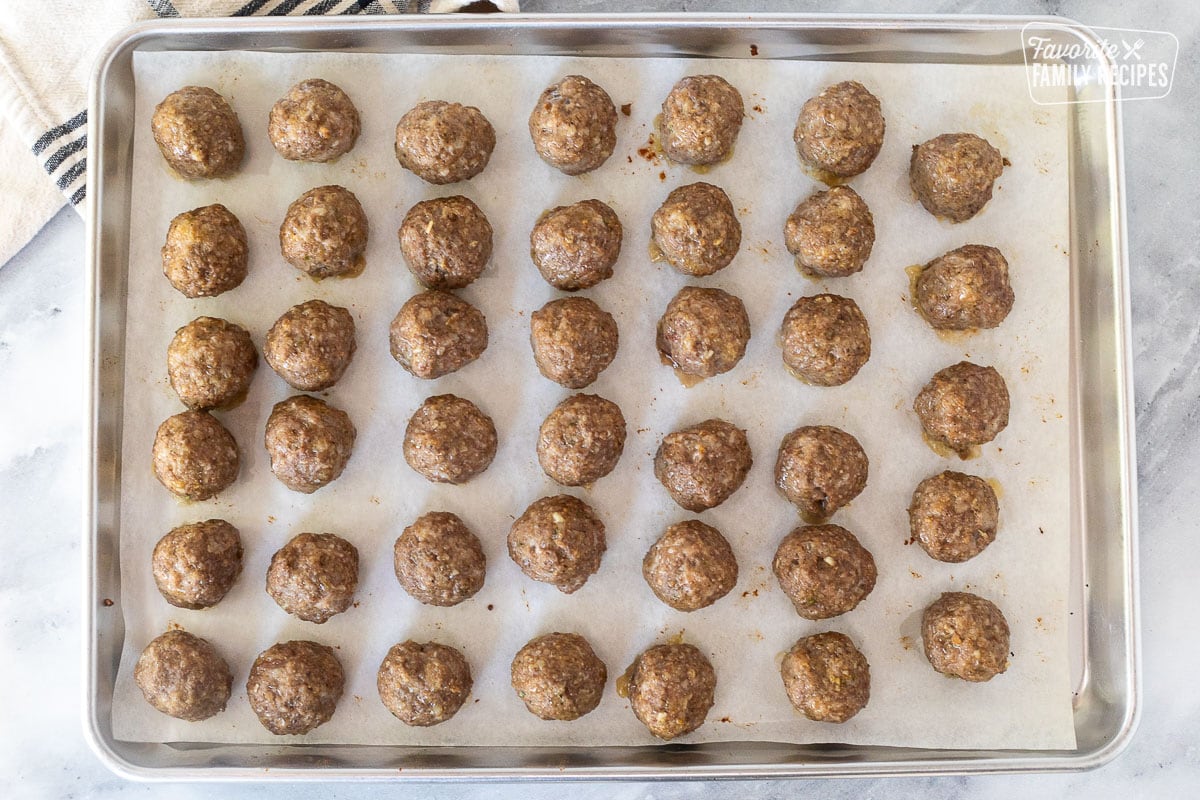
[112,50,1074,750]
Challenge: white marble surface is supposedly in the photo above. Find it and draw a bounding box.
[1,1,1196,797]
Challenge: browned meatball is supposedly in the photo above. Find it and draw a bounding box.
[151,86,244,179]
[279,185,368,279]
[264,300,356,391]
[909,471,999,563]
[161,204,248,298]
[657,286,751,380]
[529,75,618,175]
[529,200,622,291]
[266,532,359,624]
[773,524,877,620]
[642,520,738,612]
[654,419,752,512]
[775,425,868,521]
[780,631,870,723]
[780,294,871,387]
[910,133,1005,222]
[247,640,344,735]
[913,361,1010,456]
[403,394,497,484]
[660,75,744,166]
[921,592,1010,682]
[390,290,488,380]
[628,643,716,740]
[395,100,495,185]
[264,395,356,493]
[268,78,360,163]
[537,394,626,487]
[915,245,1015,330]
[784,186,875,279]
[134,630,232,722]
[794,81,885,178]
[399,196,493,290]
[152,411,239,501]
[377,640,473,727]
[393,511,486,607]
[511,632,607,721]
[508,494,606,594]
[530,297,618,389]
[151,519,243,609]
[651,182,741,277]
[167,316,257,410]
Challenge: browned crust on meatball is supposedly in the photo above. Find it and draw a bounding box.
[529,297,618,389]
[909,471,1000,563]
[167,316,257,410]
[773,524,877,620]
[654,419,752,512]
[268,78,360,163]
[394,511,486,607]
[913,361,1010,455]
[915,245,1015,331]
[134,630,232,721]
[151,86,244,179]
[780,631,871,723]
[642,520,738,612]
[529,75,618,175]
[403,394,497,484]
[152,411,240,501]
[780,294,871,387]
[264,300,357,391]
[152,519,243,609]
[784,186,875,279]
[651,182,741,277]
[399,196,493,290]
[660,75,744,166]
[264,395,356,493]
[774,425,869,521]
[530,200,622,291]
[794,81,885,178]
[247,640,345,735]
[161,204,249,298]
[507,494,606,594]
[628,643,716,740]
[266,532,359,624]
[537,394,627,487]
[279,185,369,279]
[378,640,473,727]
[657,286,751,379]
[921,591,1010,682]
[910,133,1005,222]
[511,632,607,721]
[395,100,495,185]
[390,290,488,380]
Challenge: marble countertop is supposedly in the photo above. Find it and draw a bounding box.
[2,1,1195,797]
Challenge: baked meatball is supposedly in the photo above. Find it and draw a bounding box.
[399,196,493,290]
[654,419,752,512]
[152,411,239,501]
[794,81,885,178]
[910,133,1005,222]
[151,519,243,609]
[773,524,877,620]
[508,494,606,594]
[403,394,497,484]
[247,640,345,735]
[390,290,488,379]
[135,630,232,722]
[264,395,356,493]
[651,182,741,277]
[628,643,716,740]
[529,297,618,389]
[775,425,868,521]
[537,394,626,487]
[660,75,744,166]
[784,186,875,278]
[393,511,486,607]
[529,75,618,175]
[915,244,1014,331]
[395,100,495,184]
[161,204,248,298]
[913,361,1010,456]
[780,631,870,723]
[908,471,1000,563]
[378,640,473,727]
[657,286,751,380]
[268,78,360,163]
[264,299,357,391]
[266,532,359,624]
[511,632,607,721]
[279,185,369,279]
[167,316,257,410]
[529,200,622,291]
[921,591,1010,682]
[780,294,871,387]
[642,520,738,612]
[151,86,244,179]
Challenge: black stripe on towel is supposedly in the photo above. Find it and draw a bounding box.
[305,0,344,14]
[232,0,273,16]
[43,135,87,175]
[32,111,86,156]
[268,0,308,15]
[145,0,180,17]
[70,185,87,206]
[56,158,86,191]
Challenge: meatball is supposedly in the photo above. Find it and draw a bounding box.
[152,411,239,501]
[793,81,885,178]
[511,633,607,721]
[528,75,618,175]
[657,286,751,380]
[913,361,1010,456]
[166,316,257,410]
[654,419,752,512]
[908,471,1000,563]
[537,394,626,487]
[660,75,744,166]
[784,186,875,279]
[910,133,1005,222]
[772,524,877,620]
[780,294,871,387]
[134,630,232,722]
[264,395,356,493]
[508,494,606,594]
[399,196,493,290]
[393,511,486,607]
[403,394,497,484]
[775,425,868,521]
[642,520,738,612]
[247,640,345,735]
[389,290,488,379]
[268,78,360,163]
[377,640,473,727]
[151,519,243,609]
[530,297,618,389]
[151,86,244,179]
[279,185,369,279]
[915,244,1015,331]
[780,631,870,723]
[529,200,622,291]
[921,591,1010,682]
[628,643,716,740]
[161,204,248,298]
[651,182,741,277]
[266,532,359,624]
[264,299,357,391]
[394,100,495,185]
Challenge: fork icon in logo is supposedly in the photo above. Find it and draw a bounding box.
[1121,38,1145,60]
